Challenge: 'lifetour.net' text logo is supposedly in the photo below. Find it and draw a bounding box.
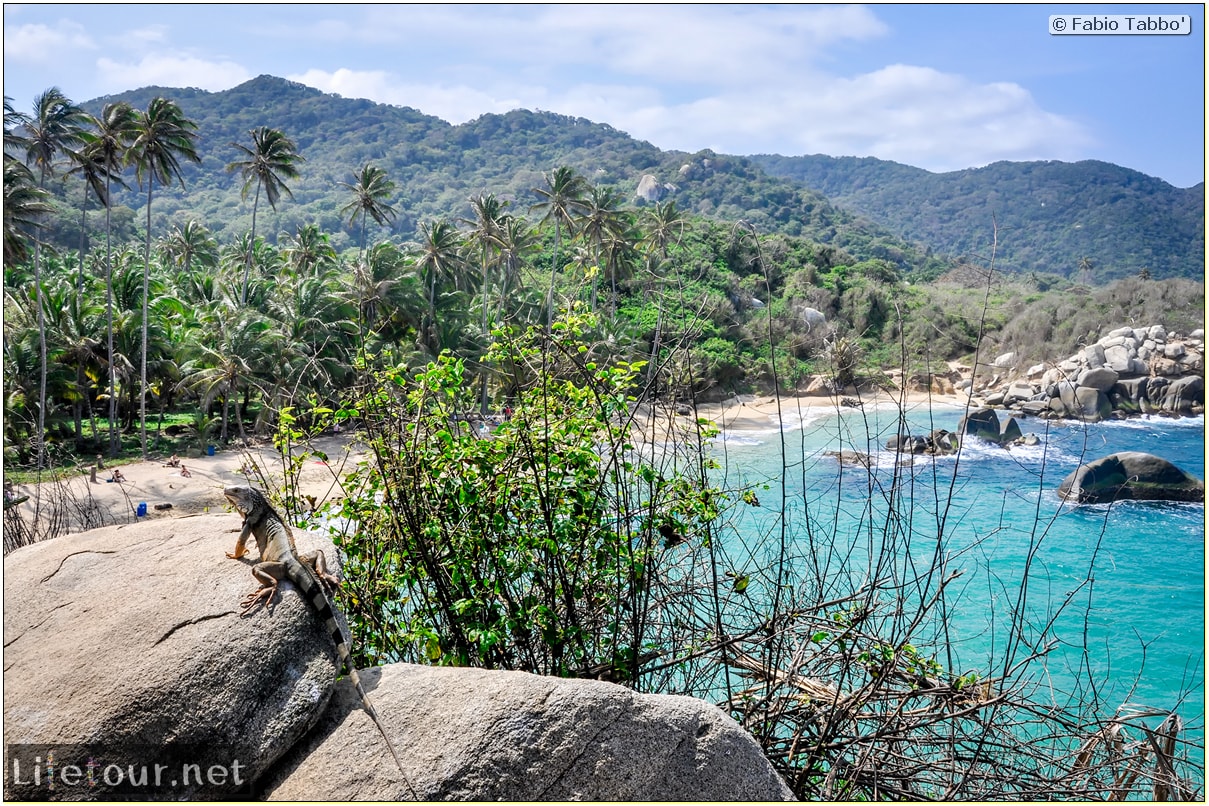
[6,744,252,798]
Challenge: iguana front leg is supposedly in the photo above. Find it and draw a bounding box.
[298,549,340,594]
[239,560,289,615]
[227,520,254,560]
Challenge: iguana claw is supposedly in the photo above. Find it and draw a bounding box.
[239,584,276,615]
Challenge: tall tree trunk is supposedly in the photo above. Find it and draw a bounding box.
[33,164,50,470]
[140,180,154,460]
[480,255,491,417]
[77,185,89,292]
[73,364,84,442]
[241,184,260,305]
[546,219,561,337]
[104,173,118,457]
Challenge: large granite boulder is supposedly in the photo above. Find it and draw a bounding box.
[959,407,1002,443]
[3,515,343,799]
[1058,452,1205,504]
[4,515,792,801]
[261,664,794,801]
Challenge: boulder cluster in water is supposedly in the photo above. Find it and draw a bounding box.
[975,325,1204,423]
[885,406,1038,457]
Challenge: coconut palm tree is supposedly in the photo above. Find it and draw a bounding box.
[495,215,539,320]
[11,87,91,467]
[159,220,219,276]
[413,218,471,354]
[339,164,398,264]
[530,166,589,334]
[460,192,511,414]
[641,199,687,263]
[128,96,200,459]
[227,127,304,304]
[283,222,338,277]
[577,185,627,311]
[79,101,138,455]
[2,157,51,264]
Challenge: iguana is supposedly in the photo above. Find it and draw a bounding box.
[222,484,416,797]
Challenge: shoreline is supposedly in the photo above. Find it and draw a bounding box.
[14,386,1195,539]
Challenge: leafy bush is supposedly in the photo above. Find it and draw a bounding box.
[335,312,729,680]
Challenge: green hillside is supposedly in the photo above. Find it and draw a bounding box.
[750,153,1204,282]
[72,75,944,277]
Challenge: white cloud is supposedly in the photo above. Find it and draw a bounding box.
[288,68,527,123]
[96,53,251,93]
[282,6,1087,172]
[289,57,1089,172]
[4,21,95,64]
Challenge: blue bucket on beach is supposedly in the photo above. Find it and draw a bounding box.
[136,502,147,517]
[207,445,215,456]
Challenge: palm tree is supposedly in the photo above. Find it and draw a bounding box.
[642,199,687,263]
[495,215,539,319]
[159,220,219,276]
[64,114,113,292]
[80,101,138,455]
[283,223,337,276]
[12,88,91,468]
[413,218,470,354]
[577,185,627,311]
[2,157,52,264]
[460,192,511,414]
[128,96,200,459]
[227,127,304,304]
[339,164,398,264]
[530,166,589,334]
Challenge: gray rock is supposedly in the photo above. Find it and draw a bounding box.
[1100,335,1126,348]
[635,174,666,202]
[1004,381,1037,404]
[1107,326,1135,339]
[1077,366,1119,392]
[3,515,343,800]
[261,664,794,802]
[1103,345,1134,373]
[1058,452,1205,504]
[1082,344,1106,368]
[1000,416,1024,445]
[958,407,1001,444]
[1156,375,1204,413]
[992,351,1017,368]
[1073,386,1113,422]
[1109,378,1148,413]
[1164,342,1187,359]
[1149,325,1167,341]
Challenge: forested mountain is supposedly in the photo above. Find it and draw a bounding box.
[74,75,945,277]
[750,154,1204,281]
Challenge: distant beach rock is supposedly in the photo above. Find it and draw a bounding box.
[1057,451,1205,504]
[973,325,1204,422]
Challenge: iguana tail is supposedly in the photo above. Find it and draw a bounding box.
[287,560,418,799]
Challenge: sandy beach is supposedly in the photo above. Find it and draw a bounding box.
[6,435,367,536]
[7,387,974,538]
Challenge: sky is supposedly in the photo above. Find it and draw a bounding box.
[3,3,1205,187]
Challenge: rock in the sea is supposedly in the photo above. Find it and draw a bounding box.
[1058,452,1205,504]
[959,407,1002,444]
[261,664,794,801]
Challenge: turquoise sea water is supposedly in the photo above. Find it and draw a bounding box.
[706,401,1205,748]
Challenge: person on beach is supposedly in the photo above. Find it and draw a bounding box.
[166,454,180,468]
[179,465,192,478]
[111,468,125,483]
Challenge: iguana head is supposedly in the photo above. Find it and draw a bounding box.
[223,484,258,514]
